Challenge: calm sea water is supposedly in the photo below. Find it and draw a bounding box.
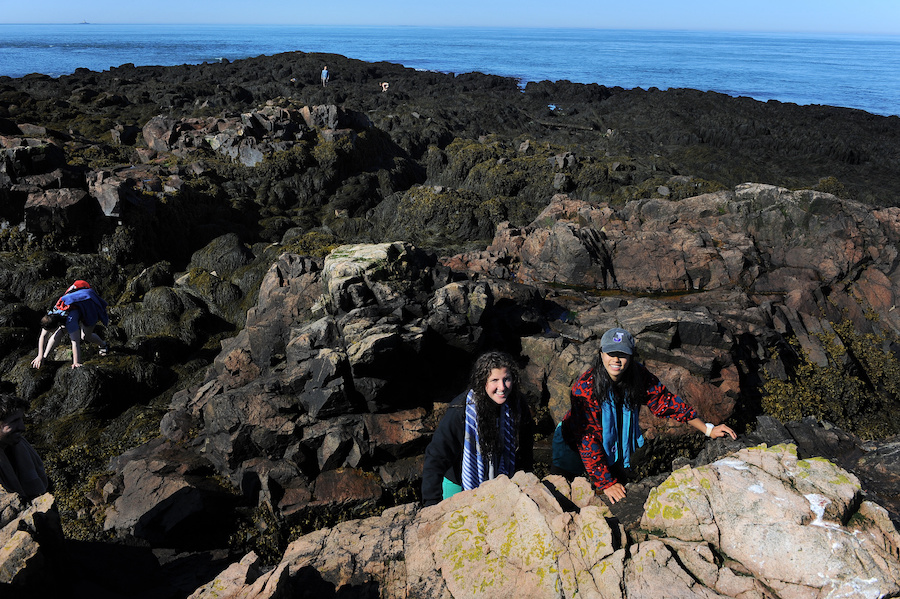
[1,24,898,117]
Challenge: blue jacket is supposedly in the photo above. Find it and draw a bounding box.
[57,288,109,334]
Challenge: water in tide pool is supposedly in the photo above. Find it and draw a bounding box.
[1,24,898,117]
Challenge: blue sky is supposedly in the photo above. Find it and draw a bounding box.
[3,0,899,34]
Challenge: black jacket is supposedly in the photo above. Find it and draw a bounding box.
[421,391,534,507]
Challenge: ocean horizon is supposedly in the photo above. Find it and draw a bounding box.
[1,23,898,117]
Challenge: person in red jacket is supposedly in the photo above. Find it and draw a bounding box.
[554,327,736,504]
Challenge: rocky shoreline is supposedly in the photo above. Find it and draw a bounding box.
[1,50,900,597]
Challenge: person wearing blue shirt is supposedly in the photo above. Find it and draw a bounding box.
[31,280,109,369]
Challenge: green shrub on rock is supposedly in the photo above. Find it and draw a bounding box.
[377,186,503,250]
[762,320,900,438]
[281,230,338,257]
[813,176,850,199]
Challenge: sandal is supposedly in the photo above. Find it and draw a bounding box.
[99,342,110,357]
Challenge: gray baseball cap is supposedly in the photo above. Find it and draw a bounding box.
[600,328,635,355]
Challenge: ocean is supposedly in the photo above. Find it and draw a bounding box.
[1,24,898,117]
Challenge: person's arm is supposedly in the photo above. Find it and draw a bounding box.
[31,328,52,368]
[568,371,620,498]
[643,364,736,439]
[643,365,700,422]
[686,418,737,440]
[578,426,621,500]
[31,327,63,368]
[422,399,465,507]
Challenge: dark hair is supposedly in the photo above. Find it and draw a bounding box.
[40,312,65,330]
[468,351,521,458]
[591,348,648,410]
[0,394,27,420]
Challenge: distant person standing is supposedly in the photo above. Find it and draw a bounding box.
[321,65,329,87]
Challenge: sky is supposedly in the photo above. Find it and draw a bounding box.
[2,0,899,35]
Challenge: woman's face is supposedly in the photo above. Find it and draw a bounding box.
[601,352,631,381]
[484,367,513,405]
[0,409,25,448]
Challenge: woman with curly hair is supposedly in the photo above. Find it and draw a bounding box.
[554,328,736,504]
[422,351,533,507]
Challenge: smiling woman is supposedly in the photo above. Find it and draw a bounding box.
[553,327,736,504]
[421,351,534,506]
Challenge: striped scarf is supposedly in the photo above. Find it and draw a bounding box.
[461,389,517,491]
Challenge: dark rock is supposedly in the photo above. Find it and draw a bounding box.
[23,189,98,244]
[110,124,140,146]
[311,468,382,506]
[104,438,238,547]
[142,116,177,153]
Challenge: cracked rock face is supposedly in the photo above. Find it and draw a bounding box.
[0,492,62,588]
[189,443,900,599]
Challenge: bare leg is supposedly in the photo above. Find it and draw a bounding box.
[80,324,104,346]
[71,339,83,368]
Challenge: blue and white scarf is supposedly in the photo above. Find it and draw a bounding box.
[601,391,645,468]
[460,390,517,491]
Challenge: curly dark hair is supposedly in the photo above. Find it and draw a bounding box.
[0,393,28,420]
[468,351,522,458]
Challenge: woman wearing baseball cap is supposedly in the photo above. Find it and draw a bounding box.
[552,327,736,504]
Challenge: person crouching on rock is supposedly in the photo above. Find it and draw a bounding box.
[30,309,68,369]
[422,351,534,507]
[552,327,736,504]
[0,393,48,500]
[31,280,110,369]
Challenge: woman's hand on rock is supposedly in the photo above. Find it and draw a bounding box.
[711,424,737,440]
[602,483,626,504]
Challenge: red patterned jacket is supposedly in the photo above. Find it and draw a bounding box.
[560,364,698,491]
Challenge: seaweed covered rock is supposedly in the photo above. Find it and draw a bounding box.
[369,185,510,249]
[115,285,213,365]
